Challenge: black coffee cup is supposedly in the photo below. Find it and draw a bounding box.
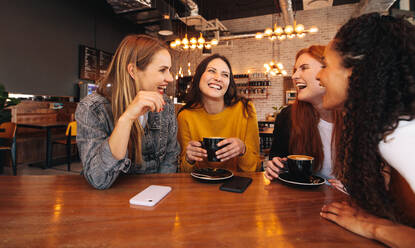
[286,155,314,183]
[201,137,226,162]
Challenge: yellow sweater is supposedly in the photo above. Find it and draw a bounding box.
[177,101,260,172]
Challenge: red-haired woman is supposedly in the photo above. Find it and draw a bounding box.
[265,45,342,184]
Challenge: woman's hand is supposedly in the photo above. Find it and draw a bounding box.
[185,141,207,164]
[320,201,391,239]
[216,138,245,162]
[264,157,287,180]
[328,179,348,195]
[121,91,165,122]
[321,201,415,247]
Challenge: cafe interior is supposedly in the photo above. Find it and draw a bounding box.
[0,0,414,247]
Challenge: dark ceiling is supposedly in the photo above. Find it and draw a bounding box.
[99,0,361,36]
[107,0,360,23]
[191,0,359,20]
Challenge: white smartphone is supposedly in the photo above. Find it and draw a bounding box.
[129,185,172,207]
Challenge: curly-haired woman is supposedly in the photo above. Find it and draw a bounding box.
[177,54,261,172]
[318,13,415,247]
[265,45,343,183]
[76,35,180,189]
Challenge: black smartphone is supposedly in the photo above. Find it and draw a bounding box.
[220,176,252,193]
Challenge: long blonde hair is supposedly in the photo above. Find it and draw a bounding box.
[97,34,168,163]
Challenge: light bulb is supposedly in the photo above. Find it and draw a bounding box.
[282,70,287,76]
[255,32,263,39]
[309,26,319,33]
[295,24,305,33]
[288,34,296,39]
[190,44,196,49]
[211,39,218,45]
[175,38,181,45]
[265,28,273,36]
[197,44,203,49]
[182,35,189,45]
[297,33,306,38]
[274,26,284,35]
[198,33,205,44]
[183,44,189,49]
[190,37,197,44]
[277,63,283,69]
[264,64,270,70]
[278,35,286,40]
[170,42,176,48]
[205,43,212,49]
[284,25,293,34]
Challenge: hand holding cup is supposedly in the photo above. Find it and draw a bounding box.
[215,138,245,162]
[264,157,287,180]
[185,140,207,164]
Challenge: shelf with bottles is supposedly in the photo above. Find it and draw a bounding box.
[234,73,270,99]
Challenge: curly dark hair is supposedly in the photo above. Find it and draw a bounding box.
[334,13,415,224]
[179,54,253,117]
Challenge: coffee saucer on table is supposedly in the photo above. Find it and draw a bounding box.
[277,173,326,188]
[191,167,233,182]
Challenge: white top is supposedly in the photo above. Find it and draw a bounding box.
[317,118,334,179]
[379,119,415,193]
[138,112,148,129]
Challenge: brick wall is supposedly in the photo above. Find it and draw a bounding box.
[171,3,357,120]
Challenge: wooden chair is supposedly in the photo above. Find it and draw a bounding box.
[52,121,77,171]
[0,122,17,175]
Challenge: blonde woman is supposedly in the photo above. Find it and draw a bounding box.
[76,35,180,189]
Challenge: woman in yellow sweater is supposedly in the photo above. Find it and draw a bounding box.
[177,54,260,172]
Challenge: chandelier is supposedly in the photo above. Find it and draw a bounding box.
[170,33,218,50]
[264,60,287,76]
[264,34,286,77]
[256,20,318,41]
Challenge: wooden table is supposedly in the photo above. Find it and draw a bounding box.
[17,121,68,168]
[0,173,384,247]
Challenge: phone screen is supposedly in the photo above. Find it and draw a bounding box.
[220,176,252,193]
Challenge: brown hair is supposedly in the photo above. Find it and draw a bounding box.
[179,53,253,117]
[289,45,343,172]
[97,34,169,163]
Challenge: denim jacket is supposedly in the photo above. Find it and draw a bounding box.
[75,93,180,189]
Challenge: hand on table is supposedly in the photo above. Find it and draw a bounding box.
[216,138,246,162]
[264,157,287,180]
[320,201,392,240]
[185,141,207,164]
